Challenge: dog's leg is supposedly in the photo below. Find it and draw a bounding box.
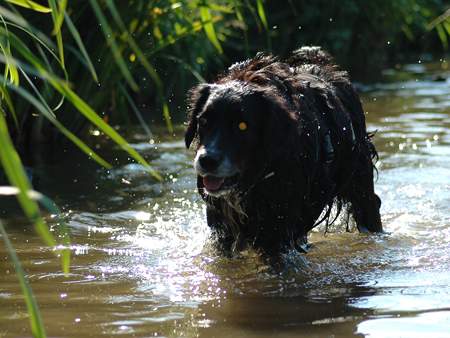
[346,151,383,233]
[206,205,236,255]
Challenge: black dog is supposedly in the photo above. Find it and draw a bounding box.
[185,46,382,257]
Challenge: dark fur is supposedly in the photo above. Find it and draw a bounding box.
[185,47,382,257]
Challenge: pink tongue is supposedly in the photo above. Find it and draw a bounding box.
[203,176,225,191]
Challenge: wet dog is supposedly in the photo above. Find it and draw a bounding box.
[185,46,382,257]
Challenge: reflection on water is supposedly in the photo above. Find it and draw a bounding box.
[1,62,450,337]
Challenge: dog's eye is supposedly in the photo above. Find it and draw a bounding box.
[238,121,248,131]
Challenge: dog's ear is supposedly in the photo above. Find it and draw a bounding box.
[185,84,211,148]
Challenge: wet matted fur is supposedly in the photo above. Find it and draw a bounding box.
[185,46,382,257]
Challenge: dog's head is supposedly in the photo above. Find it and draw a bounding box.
[185,81,296,197]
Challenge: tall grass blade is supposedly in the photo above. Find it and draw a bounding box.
[0,6,57,56]
[105,0,172,131]
[0,186,71,274]
[34,43,66,111]
[0,86,19,130]
[5,0,51,13]
[118,83,152,139]
[427,8,450,30]
[161,55,205,82]
[1,6,69,111]
[256,0,268,30]
[1,25,67,114]
[0,110,56,249]
[47,0,65,67]
[64,12,98,82]
[162,102,173,134]
[0,220,47,338]
[50,80,163,180]
[436,23,449,49]
[51,0,67,35]
[0,14,20,86]
[199,5,223,54]
[89,0,139,91]
[232,0,250,56]
[0,54,158,179]
[445,21,450,35]
[105,0,161,89]
[255,0,271,49]
[1,19,69,111]
[13,69,112,169]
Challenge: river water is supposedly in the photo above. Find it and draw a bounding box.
[1,61,449,337]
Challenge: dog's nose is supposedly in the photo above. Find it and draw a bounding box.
[198,153,221,172]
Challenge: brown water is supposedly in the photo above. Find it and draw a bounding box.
[1,61,450,337]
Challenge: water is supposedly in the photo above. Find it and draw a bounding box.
[1,62,450,337]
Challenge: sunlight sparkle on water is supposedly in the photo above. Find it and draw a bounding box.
[134,211,151,221]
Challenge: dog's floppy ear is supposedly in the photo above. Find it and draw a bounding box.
[185,84,211,148]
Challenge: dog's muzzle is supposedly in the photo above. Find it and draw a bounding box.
[194,148,239,195]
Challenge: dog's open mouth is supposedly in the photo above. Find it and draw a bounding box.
[202,175,238,194]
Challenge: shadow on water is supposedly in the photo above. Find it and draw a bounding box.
[1,61,450,337]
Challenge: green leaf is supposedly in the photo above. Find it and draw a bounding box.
[50,80,163,181]
[89,0,139,91]
[105,0,172,131]
[64,12,98,82]
[47,0,65,67]
[0,87,19,130]
[5,0,51,13]
[118,83,152,138]
[0,221,47,338]
[162,102,173,134]
[436,23,448,50]
[0,15,20,86]
[256,0,268,30]
[0,6,57,53]
[0,41,160,180]
[105,0,161,89]
[199,5,223,54]
[0,187,71,274]
[160,54,205,82]
[0,15,69,111]
[207,3,234,13]
[0,107,56,249]
[51,0,67,35]
[12,69,112,169]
